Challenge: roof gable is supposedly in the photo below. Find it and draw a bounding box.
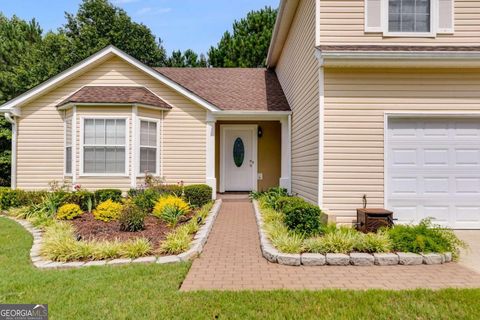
[0,45,220,115]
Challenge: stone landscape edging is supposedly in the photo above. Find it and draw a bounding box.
[252,200,453,267]
[5,199,222,269]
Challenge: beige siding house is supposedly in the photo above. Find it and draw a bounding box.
[268,0,480,229]
[3,0,480,229]
[0,47,292,197]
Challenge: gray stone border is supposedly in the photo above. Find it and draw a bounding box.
[252,200,452,267]
[4,199,222,269]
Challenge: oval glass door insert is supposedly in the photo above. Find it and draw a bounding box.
[233,137,245,167]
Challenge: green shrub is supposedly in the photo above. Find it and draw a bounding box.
[56,203,83,220]
[275,196,306,212]
[119,201,146,232]
[151,184,183,197]
[387,219,467,257]
[153,195,189,227]
[64,190,95,212]
[0,188,20,209]
[94,189,122,203]
[184,184,212,208]
[257,187,288,209]
[93,199,123,222]
[282,199,322,235]
[131,189,160,212]
[354,231,393,253]
[160,228,191,254]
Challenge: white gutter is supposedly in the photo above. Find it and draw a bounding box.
[4,113,16,189]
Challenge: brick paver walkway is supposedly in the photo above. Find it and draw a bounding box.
[181,200,480,291]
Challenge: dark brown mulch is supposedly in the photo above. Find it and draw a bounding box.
[69,212,193,250]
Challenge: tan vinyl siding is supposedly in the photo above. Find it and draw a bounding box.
[275,0,319,204]
[323,68,480,217]
[16,56,206,191]
[320,0,480,45]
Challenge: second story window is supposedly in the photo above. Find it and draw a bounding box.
[388,0,431,33]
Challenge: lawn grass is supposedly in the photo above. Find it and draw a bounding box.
[1,216,480,319]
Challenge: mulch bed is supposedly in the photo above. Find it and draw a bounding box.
[69,212,193,250]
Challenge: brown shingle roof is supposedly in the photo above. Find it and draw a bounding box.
[57,86,172,109]
[318,45,480,52]
[154,68,290,111]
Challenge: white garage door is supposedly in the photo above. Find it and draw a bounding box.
[387,118,480,229]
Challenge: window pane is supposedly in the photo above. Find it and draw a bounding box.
[105,119,116,145]
[105,147,116,172]
[65,147,72,174]
[84,147,95,173]
[415,14,430,32]
[389,14,401,32]
[116,147,126,173]
[66,119,72,145]
[416,0,430,14]
[140,147,156,174]
[149,122,157,146]
[94,119,105,145]
[116,119,126,145]
[84,119,95,144]
[402,13,415,32]
[94,147,105,173]
[140,121,149,145]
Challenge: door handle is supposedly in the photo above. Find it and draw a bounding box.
[249,160,254,167]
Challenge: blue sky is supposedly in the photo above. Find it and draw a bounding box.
[1,0,279,54]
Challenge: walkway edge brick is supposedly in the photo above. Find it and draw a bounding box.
[252,200,454,267]
[2,199,222,269]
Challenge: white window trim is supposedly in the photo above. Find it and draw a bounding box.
[382,0,438,37]
[64,114,72,177]
[136,116,161,177]
[79,116,130,177]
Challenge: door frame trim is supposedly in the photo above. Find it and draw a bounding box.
[384,111,480,220]
[219,124,258,193]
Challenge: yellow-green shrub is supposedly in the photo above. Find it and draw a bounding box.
[56,203,83,220]
[92,199,123,222]
[152,195,189,227]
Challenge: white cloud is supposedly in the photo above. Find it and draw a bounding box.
[136,7,172,16]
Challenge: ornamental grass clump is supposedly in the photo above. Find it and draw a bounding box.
[160,228,191,254]
[93,199,123,222]
[303,226,359,254]
[153,195,190,227]
[56,203,83,220]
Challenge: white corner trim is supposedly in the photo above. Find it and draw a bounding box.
[4,113,16,189]
[161,110,164,178]
[279,115,291,193]
[318,65,325,208]
[0,45,221,113]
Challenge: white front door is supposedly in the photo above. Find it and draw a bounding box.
[221,125,257,192]
[386,117,480,229]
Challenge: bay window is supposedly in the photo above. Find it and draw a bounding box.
[139,119,159,175]
[82,118,127,174]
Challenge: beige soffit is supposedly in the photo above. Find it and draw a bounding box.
[266,0,300,68]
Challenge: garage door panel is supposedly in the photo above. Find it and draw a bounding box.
[387,118,480,229]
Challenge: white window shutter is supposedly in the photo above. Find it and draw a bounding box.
[438,0,454,34]
[365,0,383,32]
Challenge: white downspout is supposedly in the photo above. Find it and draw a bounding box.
[4,112,16,189]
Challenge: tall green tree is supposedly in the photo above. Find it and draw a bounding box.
[208,6,277,67]
[62,0,167,66]
[166,49,207,67]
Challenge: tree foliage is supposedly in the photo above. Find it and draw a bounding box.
[208,6,277,67]
[166,49,207,67]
